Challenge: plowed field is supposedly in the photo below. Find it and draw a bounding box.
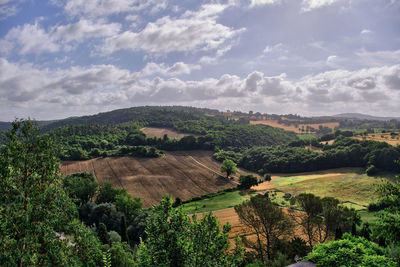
[60,151,259,207]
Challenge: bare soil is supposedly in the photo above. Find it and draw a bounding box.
[141,127,198,139]
[60,150,260,207]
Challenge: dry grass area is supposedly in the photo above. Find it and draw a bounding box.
[60,150,259,207]
[353,133,400,146]
[141,127,198,139]
[249,120,339,133]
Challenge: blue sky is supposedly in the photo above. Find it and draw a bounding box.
[0,0,399,120]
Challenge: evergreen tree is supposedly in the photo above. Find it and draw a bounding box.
[121,215,129,243]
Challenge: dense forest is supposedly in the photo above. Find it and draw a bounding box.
[214,136,400,174]
[44,106,297,160]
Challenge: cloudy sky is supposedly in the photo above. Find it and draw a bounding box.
[0,0,399,120]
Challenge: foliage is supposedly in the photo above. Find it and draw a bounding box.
[292,193,360,248]
[239,174,259,189]
[220,159,238,178]
[108,242,136,267]
[0,120,102,266]
[115,193,143,220]
[136,195,243,266]
[96,181,127,204]
[98,223,111,245]
[305,233,395,266]
[63,171,98,206]
[374,180,400,246]
[235,137,400,174]
[234,195,294,262]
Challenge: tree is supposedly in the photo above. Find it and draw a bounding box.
[63,172,98,206]
[136,195,243,266]
[239,174,259,189]
[96,181,126,204]
[234,195,294,263]
[114,192,142,220]
[120,215,129,243]
[305,233,395,266]
[220,159,238,178]
[374,179,400,246]
[0,120,102,265]
[98,223,111,245]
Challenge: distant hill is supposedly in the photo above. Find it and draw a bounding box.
[332,113,400,121]
[0,120,58,131]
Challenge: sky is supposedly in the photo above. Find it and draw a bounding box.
[0,0,399,121]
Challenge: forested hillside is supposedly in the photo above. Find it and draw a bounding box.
[43,106,297,160]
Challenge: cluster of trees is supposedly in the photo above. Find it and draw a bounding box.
[48,123,163,160]
[215,136,400,174]
[234,190,399,266]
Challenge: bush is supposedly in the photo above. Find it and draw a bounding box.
[264,174,272,182]
[239,175,259,189]
[366,165,378,176]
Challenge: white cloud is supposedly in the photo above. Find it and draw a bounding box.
[136,62,201,77]
[301,0,343,12]
[249,0,282,8]
[0,57,399,119]
[0,20,121,55]
[0,0,19,20]
[102,4,245,54]
[63,0,164,19]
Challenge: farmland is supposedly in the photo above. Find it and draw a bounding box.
[353,132,400,146]
[184,168,391,226]
[141,127,198,139]
[249,120,339,133]
[61,150,260,207]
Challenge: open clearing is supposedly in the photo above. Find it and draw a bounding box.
[60,150,260,207]
[140,127,198,139]
[249,120,339,133]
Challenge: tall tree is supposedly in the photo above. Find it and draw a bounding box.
[234,195,294,263]
[0,120,102,266]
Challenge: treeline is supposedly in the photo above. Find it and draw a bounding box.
[215,136,400,174]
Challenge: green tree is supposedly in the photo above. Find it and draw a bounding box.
[0,120,102,266]
[239,174,259,189]
[115,192,142,220]
[96,180,126,204]
[374,180,400,246]
[120,215,129,243]
[234,195,294,263]
[220,159,238,178]
[63,172,98,206]
[98,223,111,245]
[305,233,395,266]
[136,195,243,266]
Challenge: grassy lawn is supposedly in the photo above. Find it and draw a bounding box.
[182,191,257,214]
[359,210,379,224]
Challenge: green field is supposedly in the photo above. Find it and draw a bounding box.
[182,169,394,223]
[182,191,257,214]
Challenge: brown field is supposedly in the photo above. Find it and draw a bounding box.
[249,120,339,133]
[353,133,400,146]
[141,127,198,139]
[60,150,260,207]
[321,133,400,146]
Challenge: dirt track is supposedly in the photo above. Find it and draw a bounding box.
[61,150,259,207]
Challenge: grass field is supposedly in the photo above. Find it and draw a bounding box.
[184,168,393,226]
[182,191,258,214]
[249,120,339,134]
